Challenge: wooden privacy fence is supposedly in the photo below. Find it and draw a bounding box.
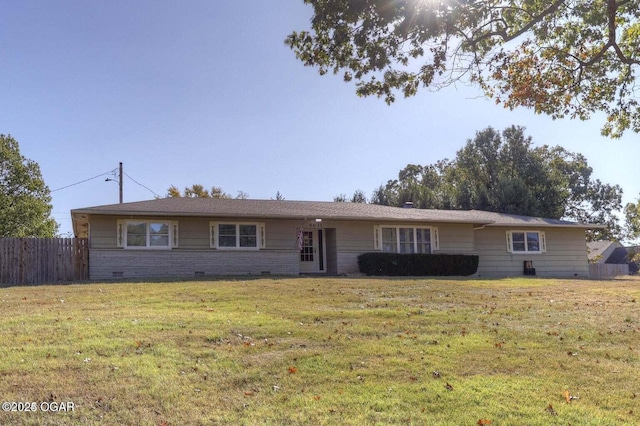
[589,263,629,279]
[0,238,89,286]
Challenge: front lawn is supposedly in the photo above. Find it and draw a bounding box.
[1,277,638,425]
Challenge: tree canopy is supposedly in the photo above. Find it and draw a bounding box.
[334,189,368,203]
[370,126,622,240]
[286,0,640,138]
[625,197,640,243]
[0,134,58,237]
[165,185,247,200]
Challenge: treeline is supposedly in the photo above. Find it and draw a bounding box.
[338,126,625,241]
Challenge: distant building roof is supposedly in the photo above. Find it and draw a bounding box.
[607,247,631,264]
[587,241,622,262]
[587,241,640,274]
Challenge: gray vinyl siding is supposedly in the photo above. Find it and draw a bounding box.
[85,214,589,279]
[475,227,589,277]
[88,216,118,249]
[333,221,374,274]
[88,216,298,250]
[331,221,477,274]
[88,216,213,249]
[87,215,301,279]
[176,218,210,248]
[436,223,475,254]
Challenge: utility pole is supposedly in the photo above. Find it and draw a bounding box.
[118,162,123,203]
[106,162,123,203]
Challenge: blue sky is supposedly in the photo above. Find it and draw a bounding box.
[1,1,638,237]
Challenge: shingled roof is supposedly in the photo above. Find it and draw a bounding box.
[71,198,604,237]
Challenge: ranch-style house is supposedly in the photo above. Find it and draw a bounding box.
[70,198,602,280]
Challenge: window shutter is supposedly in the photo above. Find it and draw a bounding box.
[210,222,217,248]
[172,221,179,248]
[117,220,124,248]
[540,231,547,253]
[373,226,381,250]
[259,223,266,249]
[506,231,512,253]
[432,227,439,251]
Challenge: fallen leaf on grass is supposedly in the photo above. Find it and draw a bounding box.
[564,390,579,403]
[546,404,557,416]
[445,382,454,391]
[477,420,492,425]
[288,366,298,374]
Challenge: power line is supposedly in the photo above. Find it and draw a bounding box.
[50,164,161,199]
[51,169,117,192]
[123,171,161,198]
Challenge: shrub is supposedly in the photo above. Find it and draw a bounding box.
[357,253,479,276]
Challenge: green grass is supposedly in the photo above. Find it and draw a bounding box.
[0,276,639,425]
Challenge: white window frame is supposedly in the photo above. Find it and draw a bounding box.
[506,230,546,254]
[117,220,178,250]
[210,222,266,250]
[373,225,439,254]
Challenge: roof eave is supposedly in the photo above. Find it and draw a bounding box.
[485,223,607,230]
[71,209,495,225]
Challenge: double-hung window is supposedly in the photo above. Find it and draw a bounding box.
[375,225,439,254]
[117,220,178,249]
[506,231,546,254]
[210,222,265,250]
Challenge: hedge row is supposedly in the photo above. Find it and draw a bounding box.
[357,253,479,276]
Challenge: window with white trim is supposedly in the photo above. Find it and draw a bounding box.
[210,222,265,249]
[117,220,178,249]
[374,225,439,254]
[506,231,546,253]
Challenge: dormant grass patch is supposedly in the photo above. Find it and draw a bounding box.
[0,276,638,425]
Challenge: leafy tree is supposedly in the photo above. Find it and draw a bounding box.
[371,126,623,240]
[0,134,58,237]
[370,161,456,209]
[166,185,233,199]
[185,184,211,198]
[211,186,233,199]
[287,1,640,137]
[334,190,368,203]
[628,247,640,266]
[272,191,286,200]
[166,185,182,198]
[351,189,368,203]
[333,193,348,202]
[625,197,640,242]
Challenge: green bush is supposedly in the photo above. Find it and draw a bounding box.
[357,253,479,276]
